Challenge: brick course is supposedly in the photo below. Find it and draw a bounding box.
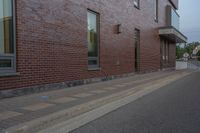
[0,0,177,91]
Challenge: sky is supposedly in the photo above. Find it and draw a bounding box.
[178,0,200,43]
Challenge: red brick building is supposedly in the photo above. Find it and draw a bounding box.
[0,0,187,96]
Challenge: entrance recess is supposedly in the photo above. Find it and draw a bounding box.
[134,29,140,72]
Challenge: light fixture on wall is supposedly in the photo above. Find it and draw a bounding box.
[117,24,122,34]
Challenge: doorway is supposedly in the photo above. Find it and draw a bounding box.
[134,29,140,72]
[160,38,170,69]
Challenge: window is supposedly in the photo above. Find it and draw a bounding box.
[162,41,166,61]
[0,0,16,75]
[134,29,140,47]
[87,10,99,69]
[166,41,169,63]
[171,7,180,30]
[162,40,169,64]
[166,5,180,30]
[166,42,168,62]
[154,0,158,22]
[134,0,140,9]
[134,29,140,71]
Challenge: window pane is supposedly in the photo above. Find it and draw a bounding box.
[166,42,168,61]
[135,29,140,71]
[88,59,97,66]
[134,29,140,44]
[0,59,11,67]
[171,8,180,30]
[154,0,158,21]
[87,11,98,58]
[162,40,165,61]
[0,0,14,54]
[0,0,4,53]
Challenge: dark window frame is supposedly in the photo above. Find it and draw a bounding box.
[87,9,100,70]
[0,0,16,76]
[154,0,159,22]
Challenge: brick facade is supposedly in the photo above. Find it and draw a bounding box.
[0,0,178,91]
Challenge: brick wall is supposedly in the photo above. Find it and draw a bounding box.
[0,0,177,90]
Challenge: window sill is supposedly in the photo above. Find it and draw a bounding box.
[88,67,101,71]
[0,72,20,77]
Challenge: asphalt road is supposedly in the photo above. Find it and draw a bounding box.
[71,71,200,133]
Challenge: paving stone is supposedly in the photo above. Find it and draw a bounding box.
[90,90,107,94]
[0,111,22,121]
[52,97,77,104]
[103,87,118,90]
[123,82,133,86]
[115,84,127,87]
[21,103,54,111]
[73,93,93,98]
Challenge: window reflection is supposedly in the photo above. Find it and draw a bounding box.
[171,8,180,30]
[154,0,158,21]
[0,0,14,54]
[87,11,99,67]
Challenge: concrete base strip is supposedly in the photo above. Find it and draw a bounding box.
[4,72,191,133]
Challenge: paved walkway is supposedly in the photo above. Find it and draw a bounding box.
[71,71,200,133]
[0,70,193,133]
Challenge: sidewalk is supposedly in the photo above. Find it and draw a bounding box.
[0,70,193,133]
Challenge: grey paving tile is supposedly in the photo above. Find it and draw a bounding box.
[115,84,127,87]
[73,93,93,98]
[123,82,133,86]
[52,97,77,104]
[21,103,54,111]
[103,87,118,90]
[90,90,107,94]
[0,111,22,121]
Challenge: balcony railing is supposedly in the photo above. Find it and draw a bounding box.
[167,5,180,30]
